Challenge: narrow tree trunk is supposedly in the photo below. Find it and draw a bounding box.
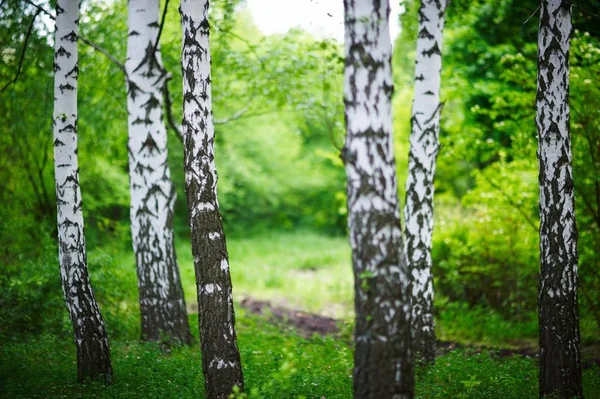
[403,0,447,364]
[53,0,112,384]
[125,0,191,346]
[342,1,414,398]
[536,1,583,397]
[180,1,244,398]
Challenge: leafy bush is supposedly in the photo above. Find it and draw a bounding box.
[0,214,68,339]
[433,159,539,318]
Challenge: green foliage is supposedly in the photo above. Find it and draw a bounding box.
[0,233,68,339]
[432,160,539,317]
[87,250,140,339]
[405,0,600,334]
[436,301,537,347]
[570,31,600,332]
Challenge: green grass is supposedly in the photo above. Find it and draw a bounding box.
[114,230,355,319]
[0,310,354,399]
[2,312,599,398]
[3,230,600,398]
[112,229,587,348]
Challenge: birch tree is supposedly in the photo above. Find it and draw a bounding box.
[403,0,448,363]
[180,1,244,397]
[342,0,413,397]
[126,0,191,346]
[536,1,583,397]
[52,0,112,384]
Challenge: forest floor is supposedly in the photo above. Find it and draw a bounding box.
[236,297,600,370]
[3,304,600,399]
[3,230,600,397]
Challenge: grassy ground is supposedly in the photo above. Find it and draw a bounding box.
[2,230,600,398]
[187,230,353,318]
[2,311,599,398]
[180,230,539,347]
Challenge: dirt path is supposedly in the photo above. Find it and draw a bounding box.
[239,298,600,369]
[240,298,340,337]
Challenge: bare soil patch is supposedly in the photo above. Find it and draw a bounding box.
[240,298,340,338]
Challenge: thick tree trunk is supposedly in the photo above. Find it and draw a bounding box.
[52,0,112,384]
[536,1,583,398]
[403,0,447,364]
[125,0,191,346]
[342,1,414,398]
[180,1,244,398]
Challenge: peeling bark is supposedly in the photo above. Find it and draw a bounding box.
[342,1,414,398]
[52,0,112,384]
[403,0,447,364]
[536,1,583,397]
[180,1,244,397]
[126,0,191,346]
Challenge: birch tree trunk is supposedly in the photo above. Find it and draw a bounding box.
[343,1,413,397]
[180,1,244,397]
[403,0,447,364]
[125,0,191,346]
[536,1,583,397]
[53,0,112,384]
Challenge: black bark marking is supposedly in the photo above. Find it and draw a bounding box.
[418,27,434,39]
[62,30,78,42]
[65,65,78,79]
[422,42,441,57]
[128,81,142,101]
[56,46,70,58]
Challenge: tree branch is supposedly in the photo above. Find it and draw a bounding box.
[522,5,540,25]
[163,74,184,144]
[214,100,254,125]
[574,4,600,19]
[79,36,126,74]
[23,0,126,74]
[23,0,53,19]
[151,0,170,62]
[21,0,257,141]
[0,8,41,94]
[479,173,539,232]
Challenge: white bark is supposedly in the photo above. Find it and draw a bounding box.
[403,0,447,362]
[536,1,582,397]
[126,0,190,345]
[53,0,112,383]
[180,1,244,397]
[343,0,413,397]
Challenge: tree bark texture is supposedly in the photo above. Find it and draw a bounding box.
[342,1,414,398]
[536,1,583,398]
[53,0,112,384]
[180,1,244,398]
[126,0,191,346]
[403,0,447,364]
